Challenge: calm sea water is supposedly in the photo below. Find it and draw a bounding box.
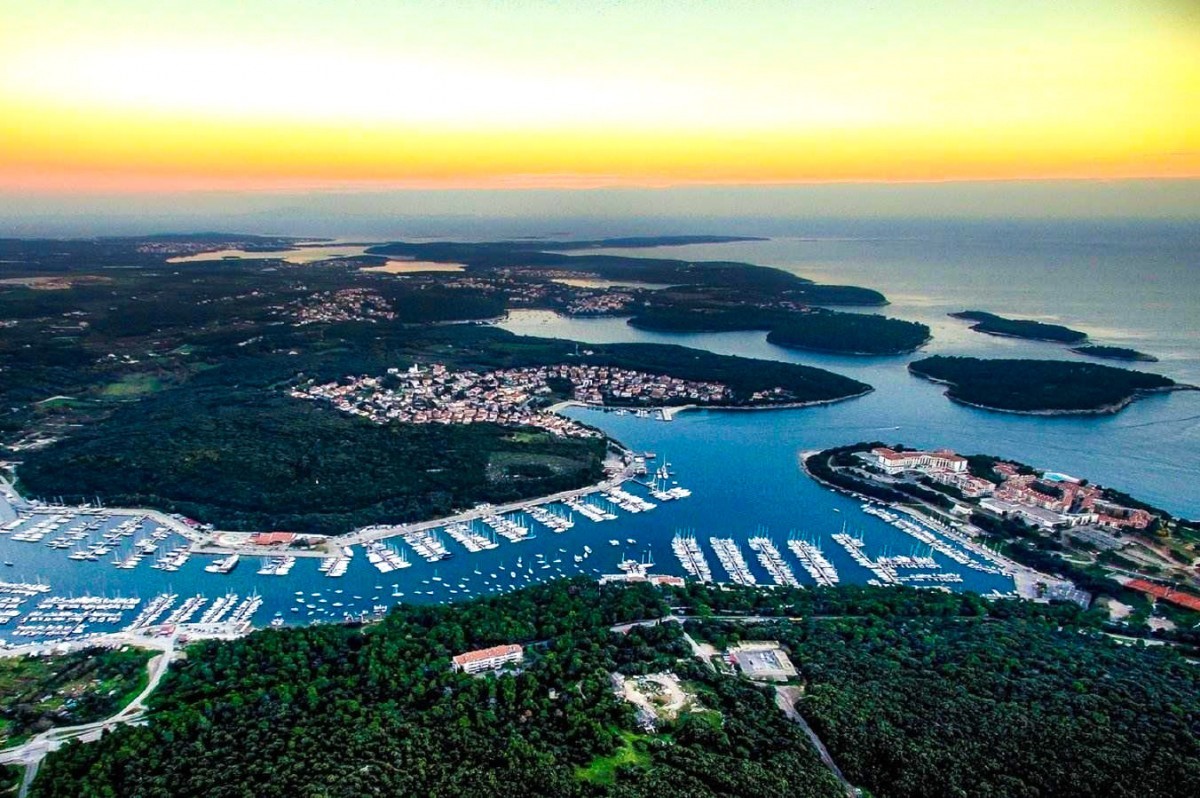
[1,220,1196,641]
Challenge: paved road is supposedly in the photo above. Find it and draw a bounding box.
[0,475,23,523]
[615,614,858,795]
[340,470,636,547]
[0,639,177,796]
[775,685,859,798]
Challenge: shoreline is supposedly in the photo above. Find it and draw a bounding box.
[557,386,875,421]
[909,369,1196,416]
[796,448,1056,599]
[766,333,932,358]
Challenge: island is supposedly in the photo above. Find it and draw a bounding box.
[765,311,930,355]
[949,310,1088,343]
[908,355,1187,414]
[23,579,1200,798]
[802,441,1200,621]
[626,294,929,356]
[1071,344,1158,362]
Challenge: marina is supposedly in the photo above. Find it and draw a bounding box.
[0,429,1029,648]
[747,536,801,587]
[671,532,712,583]
[709,537,757,586]
[786,536,840,587]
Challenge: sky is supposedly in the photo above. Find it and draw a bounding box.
[0,0,1198,223]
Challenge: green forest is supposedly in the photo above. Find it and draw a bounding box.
[908,355,1183,413]
[950,310,1089,343]
[1071,344,1158,362]
[18,390,607,534]
[766,311,930,355]
[27,582,1200,798]
[17,324,867,534]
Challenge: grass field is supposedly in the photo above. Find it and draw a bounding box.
[576,731,651,785]
[0,648,153,745]
[98,373,165,398]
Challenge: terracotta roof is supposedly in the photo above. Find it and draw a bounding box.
[1126,580,1200,612]
[452,644,523,666]
[250,532,297,545]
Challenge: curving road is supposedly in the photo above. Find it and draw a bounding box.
[0,640,176,797]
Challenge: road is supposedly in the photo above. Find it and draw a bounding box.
[614,614,859,795]
[775,685,859,798]
[0,639,176,797]
[339,467,637,547]
[0,475,23,523]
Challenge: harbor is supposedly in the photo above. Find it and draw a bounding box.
[0,403,1033,648]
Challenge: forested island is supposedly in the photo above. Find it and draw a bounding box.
[950,310,1088,343]
[765,311,930,355]
[908,355,1186,414]
[1072,344,1159,362]
[27,580,1200,798]
[626,292,928,355]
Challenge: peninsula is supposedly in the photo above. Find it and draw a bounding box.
[908,355,1186,414]
[17,326,869,535]
[2,234,875,535]
[803,441,1200,618]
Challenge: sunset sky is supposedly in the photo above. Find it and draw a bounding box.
[1,0,1198,193]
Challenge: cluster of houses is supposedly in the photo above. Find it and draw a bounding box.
[867,446,1153,532]
[291,363,599,437]
[565,290,636,315]
[540,363,733,406]
[987,463,1153,531]
[288,288,397,325]
[292,362,739,438]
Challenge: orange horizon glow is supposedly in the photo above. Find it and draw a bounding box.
[1,1,1198,193]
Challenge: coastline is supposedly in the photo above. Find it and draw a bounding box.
[961,327,1087,345]
[766,333,932,357]
[909,369,1196,417]
[554,385,875,422]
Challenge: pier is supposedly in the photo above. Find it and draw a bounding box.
[748,537,800,587]
[710,537,756,586]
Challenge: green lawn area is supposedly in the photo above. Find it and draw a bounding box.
[506,430,553,445]
[0,647,153,745]
[98,373,164,398]
[576,731,651,785]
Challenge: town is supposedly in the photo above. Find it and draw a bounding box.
[290,362,753,438]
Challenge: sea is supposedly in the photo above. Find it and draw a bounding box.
[1,218,1197,642]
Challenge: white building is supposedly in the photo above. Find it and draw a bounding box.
[451,643,524,674]
[871,447,968,475]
